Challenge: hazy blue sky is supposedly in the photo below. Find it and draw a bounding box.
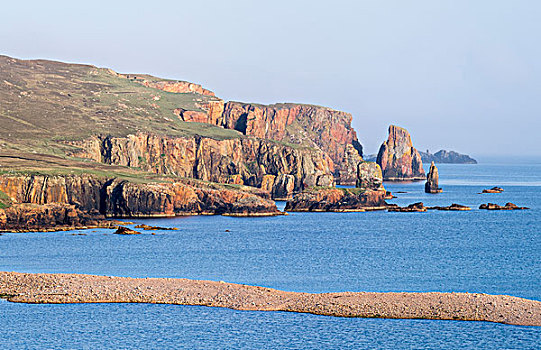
[2,0,540,156]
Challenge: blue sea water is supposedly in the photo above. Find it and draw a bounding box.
[1,162,540,349]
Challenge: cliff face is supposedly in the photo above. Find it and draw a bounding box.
[175,102,363,184]
[376,125,425,181]
[0,174,280,220]
[356,161,384,191]
[67,133,333,199]
[222,102,363,184]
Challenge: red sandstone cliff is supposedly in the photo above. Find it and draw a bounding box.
[66,133,334,200]
[376,125,425,181]
[0,174,280,225]
[220,102,363,184]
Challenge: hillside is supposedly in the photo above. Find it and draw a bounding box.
[0,55,239,156]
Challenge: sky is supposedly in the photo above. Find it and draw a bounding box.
[2,0,540,157]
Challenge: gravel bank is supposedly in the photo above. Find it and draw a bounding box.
[0,272,539,326]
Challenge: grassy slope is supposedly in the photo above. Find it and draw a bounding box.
[0,55,240,157]
[0,190,10,209]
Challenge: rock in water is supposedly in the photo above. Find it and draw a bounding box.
[356,161,384,191]
[376,125,425,181]
[425,162,442,193]
[114,226,141,235]
[482,187,504,194]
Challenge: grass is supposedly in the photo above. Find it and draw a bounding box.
[0,190,11,209]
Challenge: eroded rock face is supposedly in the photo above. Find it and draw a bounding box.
[425,162,442,193]
[376,125,425,181]
[0,174,280,219]
[67,133,333,199]
[284,188,387,212]
[356,161,384,191]
[219,102,364,184]
[271,174,296,200]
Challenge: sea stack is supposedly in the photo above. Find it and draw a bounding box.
[376,125,425,181]
[425,162,442,193]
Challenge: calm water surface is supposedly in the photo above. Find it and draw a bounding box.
[1,162,540,349]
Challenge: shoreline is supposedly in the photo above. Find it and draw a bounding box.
[0,272,539,326]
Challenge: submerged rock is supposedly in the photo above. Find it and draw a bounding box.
[134,224,178,231]
[376,125,425,181]
[425,162,443,194]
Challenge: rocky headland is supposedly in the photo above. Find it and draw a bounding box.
[420,150,477,164]
[0,272,539,326]
[376,125,425,181]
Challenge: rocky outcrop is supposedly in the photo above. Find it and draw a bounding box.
[479,203,529,210]
[376,125,425,181]
[124,76,216,96]
[67,133,333,199]
[356,161,384,191]
[0,203,120,232]
[387,202,427,212]
[114,226,140,235]
[0,174,281,221]
[421,150,477,164]
[427,204,471,211]
[284,188,387,212]
[425,162,442,193]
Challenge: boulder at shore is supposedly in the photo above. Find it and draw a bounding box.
[376,125,425,181]
[425,162,443,193]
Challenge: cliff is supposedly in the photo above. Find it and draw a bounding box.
[421,150,477,164]
[67,132,333,200]
[0,55,352,198]
[376,125,425,181]
[0,174,281,226]
[177,101,364,184]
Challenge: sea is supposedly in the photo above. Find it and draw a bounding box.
[1,159,540,349]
